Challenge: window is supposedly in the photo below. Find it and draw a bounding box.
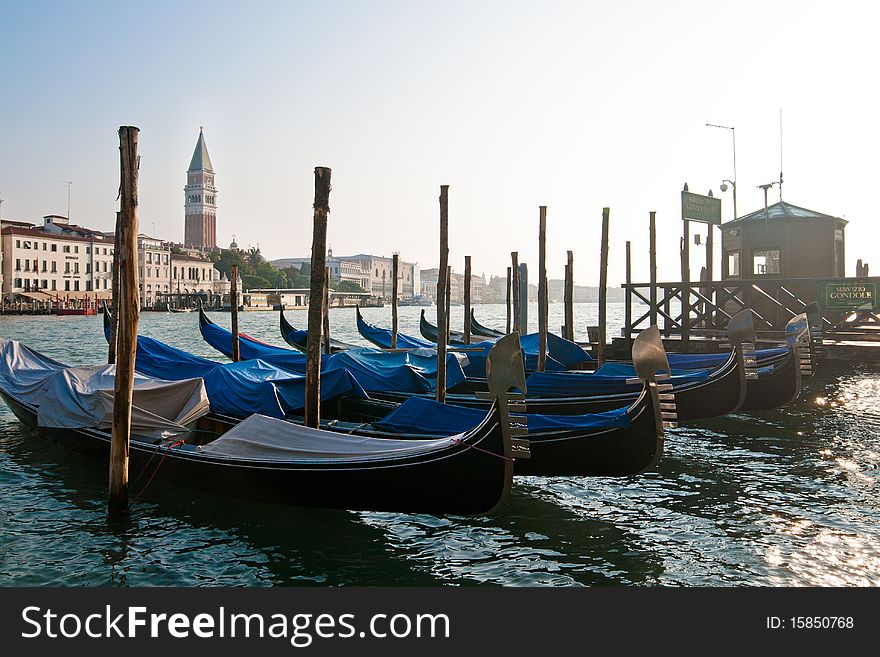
[74,246,79,253]
[65,262,70,274]
[103,248,107,255]
[103,279,108,289]
[51,280,56,291]
[86,281,92,291]
[86,263,91,274]
[16,240,20,248]
[24,260,30,272]
[42,243,47,251]
[74,263,79,274]
[74,281,80,291]
[63,245,71,253]
[42,279,48,289]
[726,251,740,277]
[86,247,91,254]
[15,259,20,271]
[752,249,781,275]
[51,244,57,252]
[51,262,57,273]
[41,261,47,272]
[65,281,70,291]
[14,278,21,288]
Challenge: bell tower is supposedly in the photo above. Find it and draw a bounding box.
[184,127,217,249]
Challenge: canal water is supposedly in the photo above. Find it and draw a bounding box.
[1,303,878,586]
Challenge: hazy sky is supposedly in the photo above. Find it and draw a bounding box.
[1,1,877,286]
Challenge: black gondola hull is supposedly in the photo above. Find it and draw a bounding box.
[0,390,512,516]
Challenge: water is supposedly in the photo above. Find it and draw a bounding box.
[1,303,879,586]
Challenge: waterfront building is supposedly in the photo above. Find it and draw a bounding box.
[183,128,217,250]
[419,268,484,303]
[1,215,114,302]
[137,234,171,308]
[272,251,419,299]
[170,251,217,298]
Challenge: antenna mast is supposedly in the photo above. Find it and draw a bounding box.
[778,108,784,201]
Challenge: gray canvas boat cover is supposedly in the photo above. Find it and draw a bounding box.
[198,413,463,463]
[0,339,209,439]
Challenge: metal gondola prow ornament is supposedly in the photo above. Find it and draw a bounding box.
[804,301,824,369]
[728,308,759,383]
[485,332,530,461]
[629,326,677,433]
[786,312,812,378]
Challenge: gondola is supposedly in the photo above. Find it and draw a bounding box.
[737,312,809,411]
[106,308,671,477]
[470,310,505,339]
[0,336,523,516]
[355,305,435,349]
[420,308,467,344]
[193,304,468,393]
[279,308,360,353]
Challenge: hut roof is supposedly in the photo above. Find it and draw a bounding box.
[724,201,846,227]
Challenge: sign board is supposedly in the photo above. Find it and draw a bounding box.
[681,191,722,225]
[816,278,879,311]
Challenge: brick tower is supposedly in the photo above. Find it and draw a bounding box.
[184,127,217,249]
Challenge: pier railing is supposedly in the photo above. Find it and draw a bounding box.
[621,277,880,341]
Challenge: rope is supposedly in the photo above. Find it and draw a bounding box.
[132,439,185,503]
[451,437,514,462]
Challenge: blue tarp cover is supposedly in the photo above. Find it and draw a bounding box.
[356,311,434,349]
[112,329,368,419]
[372,395,631,435]
[525,367,711,397]
[665,347,787,370]
[200,315,465,392]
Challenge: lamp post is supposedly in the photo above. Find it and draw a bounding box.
[62,180,72,220]
[705,124,737,219]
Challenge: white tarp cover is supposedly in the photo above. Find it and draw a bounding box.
[199,413,462,462]
[0,339,209,439]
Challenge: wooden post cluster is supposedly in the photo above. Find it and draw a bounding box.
[563,250,574,341]
[108,126,140,517]
[463,255,472,345]
[597,207,610,366]
[436,186,449,403]
[391,253,399,350]
[304,167,331,428]
[230,264,240,362]
[537,207,548,371]
[511,252,521,335]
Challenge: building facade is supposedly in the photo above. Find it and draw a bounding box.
[183,128,217,250]
[271,252,419,299]
[1,215,114,300]
[137,235,171,308]
[171,251,217,297]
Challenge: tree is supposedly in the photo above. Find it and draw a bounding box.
[241,274,270,291]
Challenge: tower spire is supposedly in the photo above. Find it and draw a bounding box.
[184,128,217,249]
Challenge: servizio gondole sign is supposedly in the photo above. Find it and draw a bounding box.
[816,279,879,311]
[681,190,722,225]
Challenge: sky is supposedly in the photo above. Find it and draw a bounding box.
[1,0,878,286]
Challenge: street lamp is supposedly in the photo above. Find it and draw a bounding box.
[62,180,72,220]
[705,124,737,219]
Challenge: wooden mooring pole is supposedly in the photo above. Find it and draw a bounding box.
[537,207,548,371]
[446,265,452,345]
[681,185,691,350]
[564,250,574,341]
[506,266,512,334]
[436,186,449,403]
[109,125,140,517]
[597,207,610,367]
[625,240,632,355]
[230,264,240,362]
[511,252,520,335]
[108,211,122,364]
[463,255,472,345]
[304,167,331,428]
[649,211,657,327]
[323,266,331,355]
[391,253,399,350]
[519,262,528,332]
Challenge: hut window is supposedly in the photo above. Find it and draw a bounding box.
[752,249,780,275]
[726,251,740,277]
